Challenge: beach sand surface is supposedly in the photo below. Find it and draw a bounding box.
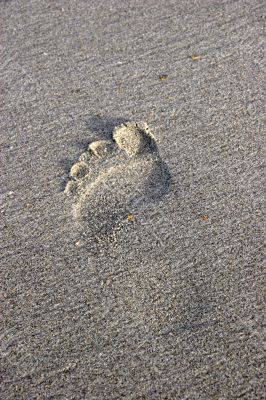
[1,0,265,398]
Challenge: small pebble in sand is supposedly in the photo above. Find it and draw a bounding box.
[191,54,201,61]
[71,88,81,94]
[159,74,168,81]
[127,214,135,222]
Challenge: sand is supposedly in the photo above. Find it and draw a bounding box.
[65,122,170,239]
[1,0,265,399]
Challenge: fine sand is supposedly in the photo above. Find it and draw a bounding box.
[1,1,265,399]
[65,122,171,240]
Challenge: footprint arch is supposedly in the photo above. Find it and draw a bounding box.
[65,122,171,237]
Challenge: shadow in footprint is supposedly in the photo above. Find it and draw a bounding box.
[69,115,129,151]
[59,116,129,190]
[59,158,75,191]
[85,115,129,140]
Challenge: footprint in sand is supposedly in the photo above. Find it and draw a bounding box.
[65,122,171,237]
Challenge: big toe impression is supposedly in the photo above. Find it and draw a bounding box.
[113,122,157,157]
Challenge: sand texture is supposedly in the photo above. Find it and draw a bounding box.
[1,0,265,399]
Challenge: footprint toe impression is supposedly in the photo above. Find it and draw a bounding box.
[64,180,78,194]
[70,161,89,179]
[88,140,114,158]
[65,122,170,238]
[113,122,157,157]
